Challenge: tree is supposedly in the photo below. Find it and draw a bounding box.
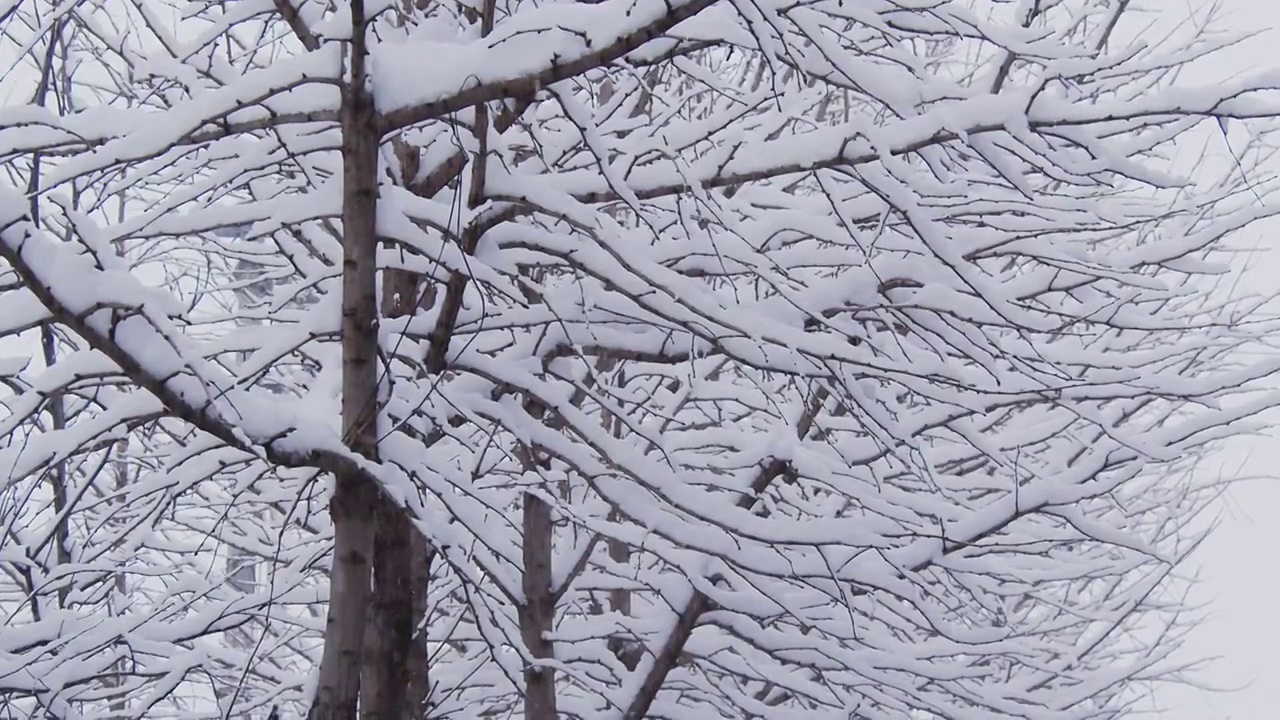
[0,0,1276,718]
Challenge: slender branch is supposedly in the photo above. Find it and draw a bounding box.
[377,0,721,133]
[533,86,1280,205]
[273,0,322,52]
[620,386,825,720]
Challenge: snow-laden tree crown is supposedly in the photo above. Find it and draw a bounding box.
[0,0,1276,717]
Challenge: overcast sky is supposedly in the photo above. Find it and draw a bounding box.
[1150,2,1280,717]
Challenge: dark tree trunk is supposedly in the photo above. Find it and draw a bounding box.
[362,267,431,719]
[520,492,558,720]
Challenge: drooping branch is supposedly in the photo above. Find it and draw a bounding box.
[0,199,378,484]
[620,386,824,720]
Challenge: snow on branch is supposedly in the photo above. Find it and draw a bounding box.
[0,190,375,485]
[0,0,1277,717]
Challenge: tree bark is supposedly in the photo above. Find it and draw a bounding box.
[406,535,434,717]
[520,490,557,720]
[309,0,381,715]
[362,506,415,719]
[513,278,558,719]
[362,267,430,720]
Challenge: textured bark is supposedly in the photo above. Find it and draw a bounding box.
[312,461,378,720]
[309,0,381,715]
[519,491,557,720]
[362,506,415,719]
[513,275,559,718]
[406,536,435,716]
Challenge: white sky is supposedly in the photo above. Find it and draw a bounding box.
[1153,1,1280,718]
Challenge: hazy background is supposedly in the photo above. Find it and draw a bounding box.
[1152,1,1280,717]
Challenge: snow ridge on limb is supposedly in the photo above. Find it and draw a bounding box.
[0,192,379,491]
[1,0,1279,717]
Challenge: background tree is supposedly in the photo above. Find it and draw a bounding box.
[0,0,1276,718]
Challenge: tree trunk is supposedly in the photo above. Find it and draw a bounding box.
[309,0,381,715]
[513,277,558,718]
[362,267,430,719]
[362,507,414,719]
[605,512,642,671]
[520,492,557,720]
[407,537,434,716]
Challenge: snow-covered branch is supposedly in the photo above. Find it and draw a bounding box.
[0,0,1275,717]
